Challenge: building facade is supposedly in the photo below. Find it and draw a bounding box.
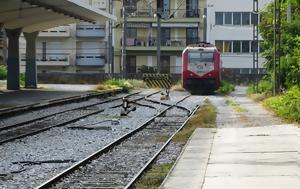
[18,0,110,74]
[206,0,271,74]
[113,0,207,75]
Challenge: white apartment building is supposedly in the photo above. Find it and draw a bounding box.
[206,0,271,74]
[19,0,110,74]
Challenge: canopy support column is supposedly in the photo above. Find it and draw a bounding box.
[24,31,39,88]
[5,28,22,90]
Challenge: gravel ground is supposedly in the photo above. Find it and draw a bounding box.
[209,86,284,128]
[51,109,189,189]
[0,89,203,189]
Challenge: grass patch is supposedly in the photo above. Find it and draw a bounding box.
[173,100,216,143]
[133,101,217,188]
[133,163,173,189]
[263,86,300,122]
[218,80,235,95]
[96,79,147,93]
[225,98,247,112]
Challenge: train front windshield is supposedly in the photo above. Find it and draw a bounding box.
[188,51,214,75]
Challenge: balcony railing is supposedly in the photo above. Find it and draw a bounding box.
[39,26,70,37]
[122,37,201,47]
[20,53,70,66]
[76,25,106,37]
[76,53,106,66]
[123,9,200,19]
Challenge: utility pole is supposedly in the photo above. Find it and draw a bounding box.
[253,0,259,93]
[121,6,127,78]
[274,0,281,95]
[156,8,161,74]
[108,0,113,75]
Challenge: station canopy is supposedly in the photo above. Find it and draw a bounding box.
[0,0,117,32]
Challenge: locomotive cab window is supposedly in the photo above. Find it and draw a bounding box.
[188,51,214,63]
[188,51,214,75]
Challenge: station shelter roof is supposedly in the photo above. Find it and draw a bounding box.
[0,0,117,32]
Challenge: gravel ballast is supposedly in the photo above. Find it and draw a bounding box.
[0,90,205,189]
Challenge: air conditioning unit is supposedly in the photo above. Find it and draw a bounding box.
[92,0,106,9]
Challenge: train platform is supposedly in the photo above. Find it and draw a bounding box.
[160,125,299,189]
[0,84,97,109]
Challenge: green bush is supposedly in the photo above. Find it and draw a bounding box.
[247,79,273,95]
[0,65,7,80]
[19,73,25,87]
[218,80,235,95]
[104,79,134,92]
[264,86,300,122]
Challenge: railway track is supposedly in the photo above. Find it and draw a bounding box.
[0,91,159,145]
[36,95,204,189]
[0,89,122,118]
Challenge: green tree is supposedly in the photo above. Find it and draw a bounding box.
[259,0,300,88]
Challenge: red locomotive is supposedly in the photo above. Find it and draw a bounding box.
[182,43,221,93]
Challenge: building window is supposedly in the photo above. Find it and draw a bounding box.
[215,40,223,52]
[224,12,232,25]
[233,41,241,52]
[215,12,223,25]
[242,12,250,25]
[215,40,258,54]
[242,41,250,53]
[161,56,170,74]
[186,0,199,17]
[186,28,198,45]
[126,55,136,73]
[251,12,259,25]
[233,12,241,25]
[161,28,170,46]
[216,12,257,26]
[127,28,137,38]
[158,0,170,17]
[224,41,232,53]
[42,42,46,61]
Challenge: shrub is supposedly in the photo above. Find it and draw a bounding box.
[218,80,235,95]
[19,73,25,87]
[103,79,134,92]
[264,86,300,122]
[126,79,147,89]
[0,65,7,80]
[247,79,273,95]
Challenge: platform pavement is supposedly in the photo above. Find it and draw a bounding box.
[0,84,96,108]
[160,125,299,189]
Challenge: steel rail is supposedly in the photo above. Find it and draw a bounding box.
[144,97,192,114]
[0,109,104,145]
[0,91,141,132]
[35,95,191,189]
[0,91,160,145]
[0,89,122,118]
[124,97,207,189]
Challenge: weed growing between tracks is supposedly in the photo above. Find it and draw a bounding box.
[225,98,247,113]
[132,100,216,189]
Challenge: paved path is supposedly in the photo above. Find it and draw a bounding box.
[161,125,299,189]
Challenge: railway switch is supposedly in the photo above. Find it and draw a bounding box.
[120,97,136,116]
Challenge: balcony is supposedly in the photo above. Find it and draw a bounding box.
[123,37,201,52]
[124,9,201,23]
[76,54,105,66]
[76,25,106,38]
[20,53,70,66]
[39,26,70,37]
